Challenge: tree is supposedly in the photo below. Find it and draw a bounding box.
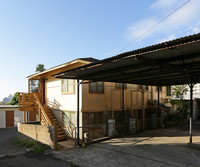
[170,85,189,124]
[10,93,19,105]
[172,85,188,100]
[36,64,46,72]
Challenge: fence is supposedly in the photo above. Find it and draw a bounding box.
[75,119,136,146]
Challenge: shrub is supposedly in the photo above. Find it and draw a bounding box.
[12,138,51,154]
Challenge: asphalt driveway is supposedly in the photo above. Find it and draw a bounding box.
[0,127,74,167]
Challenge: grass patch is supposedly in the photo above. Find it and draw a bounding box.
[12,138,51,154]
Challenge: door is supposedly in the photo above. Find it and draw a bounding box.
[29,111,36,122]
[6,111,14,127]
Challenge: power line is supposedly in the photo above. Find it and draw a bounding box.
[115,0,191,55]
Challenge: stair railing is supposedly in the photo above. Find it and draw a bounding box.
[18,92,52,126]
[33,93,52,126]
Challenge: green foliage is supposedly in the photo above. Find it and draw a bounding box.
[12,137,21,144]
[0,101,6,105]
[12,138,51,154]
[36,64,46,72]
[10,92,19,105]
[172,85,188,100]
[169,99,189,124]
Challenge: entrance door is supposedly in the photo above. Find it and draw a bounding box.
[6,111,14,127]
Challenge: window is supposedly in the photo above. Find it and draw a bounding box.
[145,85,148,90]
[61,79,74,94]
[138,85,143,90]
[167,86,171,96]
[30,80,39,93]
[115,83,127,89]
[157,86,162,91]
[89,82,104,93]
[63,111,75,128]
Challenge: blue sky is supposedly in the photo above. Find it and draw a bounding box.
[0,0,200,101]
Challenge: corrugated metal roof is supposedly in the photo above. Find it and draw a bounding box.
[53,33,200,86]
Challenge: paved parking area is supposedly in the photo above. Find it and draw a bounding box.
[0,128,74,167]
[0,128,23,155]
[55,124,200,167]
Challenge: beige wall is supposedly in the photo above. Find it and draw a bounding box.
[82,83,171,112]
[45,78,171,114]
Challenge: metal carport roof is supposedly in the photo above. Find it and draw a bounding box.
[53,33,200,86]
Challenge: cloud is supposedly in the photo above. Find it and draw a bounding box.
[125,18,157,41]
[151,0,180,10]
[157,34,176,43]
[124,0,200,44]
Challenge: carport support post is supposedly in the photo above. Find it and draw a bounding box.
[157,86,160,128]
[189,83,194,143]
[77,79,80,146]
[122,83,125,134]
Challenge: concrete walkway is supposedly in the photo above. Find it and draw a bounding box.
[53,124,200,167]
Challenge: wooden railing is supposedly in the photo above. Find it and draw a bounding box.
[18,92,35,111]
[18,92,52,126]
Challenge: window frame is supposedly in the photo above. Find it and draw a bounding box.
[115,83,127,89]
[166,86,171,96]
[61,79,75,94]
[89,81,104,94]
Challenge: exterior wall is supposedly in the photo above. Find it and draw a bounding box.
[14,110,24,127]
[0,111,5,128]
[82,83,170,112]
[0,106,24,128]
[46,78,78,111]
[46,78,83,138]
[18,123,54,148]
